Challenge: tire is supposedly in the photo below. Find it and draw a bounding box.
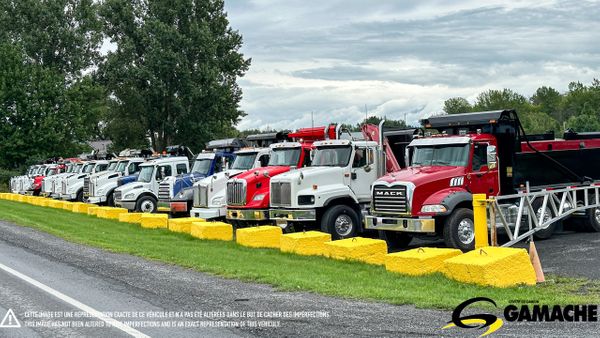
[582,206,600,232]
[531,198,558,240]
[135,196,157,213]
[75,189,84,202]
[378,230,412,250]
[321,205,360,240]
[106,192,115,207]
[443,208,475,251]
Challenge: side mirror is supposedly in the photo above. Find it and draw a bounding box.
[486,145,497,170]
[351,172,357,180]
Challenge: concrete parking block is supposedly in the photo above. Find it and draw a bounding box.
[280,231,331,256]
[385,248,462,276]
[168,217,203,234]
[190,222,233,241]
[140,214,169,229]
[324,237,387,265]
[119,213,144,224]
[236,226,282,249]
[96,207,128,220]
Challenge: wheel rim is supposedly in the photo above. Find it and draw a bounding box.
[334,214,353,237]
[536,206,552,228]
[457,218,474,245]
[594,208,600,225]
[140,200,155,213]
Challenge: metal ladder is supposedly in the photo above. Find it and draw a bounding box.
[488,184,600,247]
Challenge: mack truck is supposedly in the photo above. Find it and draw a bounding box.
[60,161,109,202]
[114,156,190,213]
[85,158,145,206]
[158,139,245,215]
[189,146,274,219]
[268,124,416,238]
[365,109,600,251]
[226,125,339,225]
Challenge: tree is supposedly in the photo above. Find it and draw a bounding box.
[473,89,529,111]
[565,113,600,132]
[443,97,472,114]
[531,86,563,122]
[99,0,250,153]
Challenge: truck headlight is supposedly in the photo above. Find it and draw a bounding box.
[253,194,265,201]
[124,193,135,200]
[421,204,447,213]
[298,195,315,205]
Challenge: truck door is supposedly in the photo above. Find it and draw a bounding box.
[349,146,378,201]
[467,142,500,197]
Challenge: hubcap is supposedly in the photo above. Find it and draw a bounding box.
[594,208,600,225]
[141,200,155,213]
[536,206,552,228]
[457,218,474,245]
[334,214,353,237]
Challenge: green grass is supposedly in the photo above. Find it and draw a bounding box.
[0,199,599,310]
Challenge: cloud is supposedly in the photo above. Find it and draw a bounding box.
[226,0,600,130]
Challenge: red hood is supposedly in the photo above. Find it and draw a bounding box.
[234,166,292,183]
[232,166,292,209]
[378,166,466,186]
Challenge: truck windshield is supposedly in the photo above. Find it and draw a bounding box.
[411,144,470,167]
[107,162,118,171]
[95,164,108,172]
[116,161,129,173]
[47,168,57,176]
[268,148,300,166]
[312,146,352,167]
[83,164,94,173]
[232,153,257,170]
[65,165,73,173]
[138,166,154,183]
[75,164,83,173]
[192,158,212,174]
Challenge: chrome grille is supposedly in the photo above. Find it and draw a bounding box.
[42,180,47,192]
[271,182,291,207]
[372,184,409,214]
[114,190,122,202]
[226,180,246,206]
[62,181,67,195]
[158,182,171,202]
[83,177,90,195]
[194,184,208,207]
[52,181,56,194]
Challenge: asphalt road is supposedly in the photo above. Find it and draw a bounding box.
[0,220,599,337]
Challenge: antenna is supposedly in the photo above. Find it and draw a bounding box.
[364,104,368,125]
[311,111,314,129]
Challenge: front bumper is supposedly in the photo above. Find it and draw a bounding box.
[87,195,107,204]
[60,192,77,201]
[364,215,436,233]
[269,208,317,222]
[190,207,226,220]
[157,200,170,209]
[226,208,269,221]
[115,200,136,211]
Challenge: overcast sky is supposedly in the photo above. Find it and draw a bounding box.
[223,0,600,130]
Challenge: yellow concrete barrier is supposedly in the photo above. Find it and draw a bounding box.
[38,198,51,207]
[96,207,128,220]
[280,231,331,256]
[119,213,144,224]
[236,226,282,249]
[47,200,65,209]
[0,193,8,200]
[324,237,387,265]
[190,221,233,241]
[385,247,462,276]
[87,206,102,216]
[168,217,203,234]
[17,195,27,203]
[443,246,536,287]
[71,203,90,213]
[62,201,77,211]
[140,214,169,229]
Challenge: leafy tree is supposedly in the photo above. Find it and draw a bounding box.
[443,97,472,114]
[473,89,530,111]
[565,113,600,132]
[531,86,563,121]
[99,0,250,153]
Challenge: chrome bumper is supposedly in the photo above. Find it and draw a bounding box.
[364,215,436,233]
[269,208,317,222]
[226,208,269,221]
[115,200,136,211]
[190,207,226,220]
[87,196,106,204]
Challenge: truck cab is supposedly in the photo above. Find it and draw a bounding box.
[85,158,145,206]
[226,125,338,225]
[29,164,59,196]
[42,161,77,197]
[114,157,190,212]
[158,139,244,215]
[190,147,272,219]
[51,162,84,198]
[60,160,109,201]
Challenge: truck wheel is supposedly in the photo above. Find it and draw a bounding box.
[531,198,558,240]
[321,205,359,239]
[583,207,600,232]
[76,190,84,202]
[106,192,115,207]
[136,196,157,213]
[378,231,412,250]
[443,208,475,251]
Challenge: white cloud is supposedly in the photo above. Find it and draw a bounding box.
[226,0,600,130]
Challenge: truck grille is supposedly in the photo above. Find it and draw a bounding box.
[62,181,67,195]
[42,180,46,192]
[226,181,246,206]
[194,184,208,207]
[158,182,172,202]
[83,177,90,195]
[271,182,291,207]
[372,184,409,214]
[114,190,122,202]
[52,181,56,194]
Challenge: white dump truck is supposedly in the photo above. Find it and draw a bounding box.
[60,161,109,202]
[190,147,271,219]
[114,156,190,213]
[50,162,84,198]
[85,158,144,206]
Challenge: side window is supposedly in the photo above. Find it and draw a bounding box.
[214,156,223,172]
[176,163,187,175]
[472,143,487,171]
[352,147,367,168]
[303,149,312,167]
[366,148,375,165]
[128,162,140,174]
[156,165,172,180]
[258,154,269,167]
